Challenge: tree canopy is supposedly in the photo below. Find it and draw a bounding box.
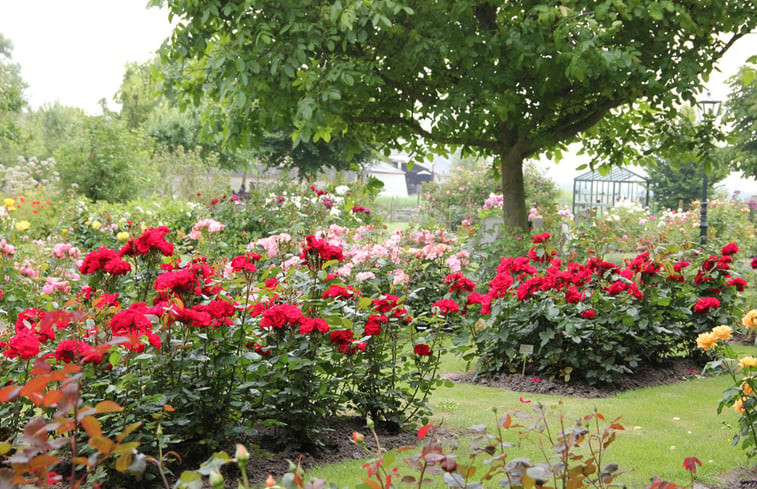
[0,33,27,157]
[154,0,756,229]
[724,59,757,178]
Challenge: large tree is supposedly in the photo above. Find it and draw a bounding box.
[153,0,755,230]
[0,33,27,159]
[724,59,757,178]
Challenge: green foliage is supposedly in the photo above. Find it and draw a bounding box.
[154,0,756,229]
[54,115,156,202]
[259,128,373,178]
[725,59,757,177]
[0,33,27,161]
[649,160,727,211]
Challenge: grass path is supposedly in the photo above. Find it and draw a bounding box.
[304,351,754,489]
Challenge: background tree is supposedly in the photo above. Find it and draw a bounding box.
[648,160,728,211]
[153,0,755,230]
[54,115,154,202]
[0,33,28,161]
[648,104,730,210]
[724,59,757,178]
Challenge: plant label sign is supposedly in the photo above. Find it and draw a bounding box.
[519,344,534,355]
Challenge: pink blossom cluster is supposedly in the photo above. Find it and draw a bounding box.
[189,218,226,239]
[248,233,293,258]
[18,260,39,279]
[0,239,17,257]
[482,193,503,210]
[51,242,81,259]
[42,277,71,295]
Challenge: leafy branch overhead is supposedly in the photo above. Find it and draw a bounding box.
[153,0,756,229]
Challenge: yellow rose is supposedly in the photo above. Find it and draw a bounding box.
[91,220,102,230]
[117,231,130,241]
[711,325,732,341]
[740,356,757,370]
[15,220,30,232]
[742,377,755,396]
[61,228,68,234]
[84,221,90,226]
[3,198,15,210]
[696,332,717,351]
[734,397,746,414]
[742,310,757,330]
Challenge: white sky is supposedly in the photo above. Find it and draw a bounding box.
[0,1,172,113]
[0,2,755,195]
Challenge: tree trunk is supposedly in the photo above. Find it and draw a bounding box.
[499,149,529,232]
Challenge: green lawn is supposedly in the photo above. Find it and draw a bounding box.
[300,348,756,489]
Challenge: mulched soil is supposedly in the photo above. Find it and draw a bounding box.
[448,356,705,398]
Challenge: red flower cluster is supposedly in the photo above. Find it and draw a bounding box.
[154,258,218,298]
[323,285,355,300]
[230,253,261,273]
[2,332,40,359]
[414,344,433,356]
[531,232,550,244]
[119,226,174,257]
[79,247,131,276]
[300,235,344,265]
[371,294,410,320]
[564,286,584,304]
[431,299,459,315]
[54,340,99,364]
[299,317,330,335]
[110,303,162,352]
[261,304,303,328]
[445,273,475,293]
[193,299,236,328]
[310,184,328,196]
[364,315,387,336]
[351,206,371,215]
[154,269,200,295]
[329,329,366,354]
[693,296,721,314]
[721,242,738,256]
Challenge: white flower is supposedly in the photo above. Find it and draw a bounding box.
[335,185,350,196]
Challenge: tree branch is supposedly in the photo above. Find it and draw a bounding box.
[341,113,500,150]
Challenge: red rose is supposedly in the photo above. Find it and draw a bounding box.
[431,299,459,315]
[728,278,747,292]
[372,294,400,313]
[329,329,354,345]
[54,340,94,363]
[721,242,738,256]
[4,332,40,359]
[364,315,387,336]
[414,344,432,356]
[581,309,595,320]
[261,304,303,328]
[694,297,721,314]
[564,286,584,304]
[531,232,551,244]
[230,254,258,273]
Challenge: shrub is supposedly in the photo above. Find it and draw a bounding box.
[451,234,746,384]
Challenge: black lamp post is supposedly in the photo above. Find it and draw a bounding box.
[696,93,722,246]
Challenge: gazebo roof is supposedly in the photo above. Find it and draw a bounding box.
[575,167,648,183]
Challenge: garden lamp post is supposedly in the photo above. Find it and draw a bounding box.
[696,93,722,246]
